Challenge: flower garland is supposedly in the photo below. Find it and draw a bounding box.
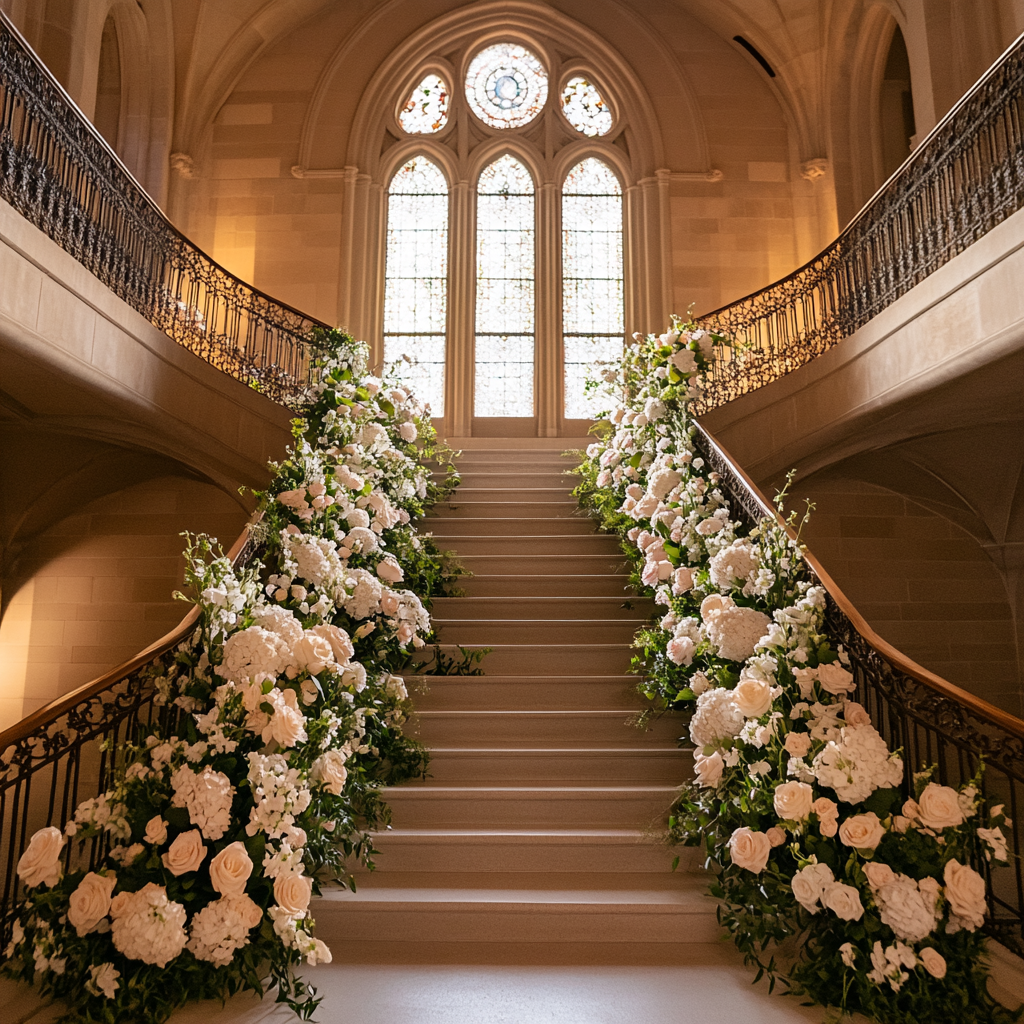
[573,320,1017,1024]
[2,331,461,1023]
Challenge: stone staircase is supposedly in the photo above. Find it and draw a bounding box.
[315,438,719,963]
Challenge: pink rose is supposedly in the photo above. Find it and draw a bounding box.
[274,873,313,915]
[863,862,895,890]
[843,701,871,727]
[672,567,694,595]
[774,782,814,821]
[209,842,253,897]
[784,732,811,757]
[919,947,947,979]
[376,557,404,584]
[68,871,118,936]
[943,858,986,929]
[838,812,885,850]
[667,636,694,666]
[813,797,839,838]
[728,827,772,873]
[162,830,207,876]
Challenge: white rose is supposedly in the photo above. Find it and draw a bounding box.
[67,872,118,936]
[784,732,811,757]
[313,750,349,795]
[791,862,834,913]
[376,557,404,583]
[672,567,693,595]
[774,781,814,821]
[919,947,947,979]
[144,816,168,845]
[916,783,964,830]
[295,631,334,676]
[670,348,697,374]
[817,662,856,695]
[822,882,864,921]
[209,842,253,897]
[16,827,65,888]
[943,858,986,929]
[843,701,871,727]
[693,750,724,788]
[838,812,885,850]
[667,636,694,666]
[733,677,772,718]
[398,422,418,442]
[161,830,207,876]
[728,827,772,874]
[863,862,896,890]
[274,872,313,915]
[309,624,354,665]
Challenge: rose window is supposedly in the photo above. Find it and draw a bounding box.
[465,43,548,129]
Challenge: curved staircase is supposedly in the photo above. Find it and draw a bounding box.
[314,439,718,963]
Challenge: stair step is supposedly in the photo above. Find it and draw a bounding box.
[434,618,643,644]
[408,674,643,711]
[409,710,683,747]
[459,574,632,598]
[454,554,628,575]
[417,747,688,783]
[442,487,574,503]
[357,828,690,874]
[431,596,653,620]
[434,534,622,556]
[430,501,580,519]
[312,883,720,945]
[412,644,633,675]
[454,472,572,488]
[382,785,677,828]
[427,517,599,537]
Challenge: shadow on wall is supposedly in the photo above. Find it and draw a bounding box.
[0,473,247,730]
[788,470,1020,717]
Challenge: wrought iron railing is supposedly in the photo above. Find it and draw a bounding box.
[0,527,262,947]
[694,422,1024,951]
[0,12,326,403]
[694,29,1024,413]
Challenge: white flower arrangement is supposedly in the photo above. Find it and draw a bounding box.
[574,319,1016,1024]
[2,330,461,1023]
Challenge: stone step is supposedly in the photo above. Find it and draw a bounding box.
[409,710,683,747]
[432,534,621,556]
[407,674,642,711]
[356,828,689,875]
[311,882,720,946]
[416,747,688,783]
[453,449,579,463]
[431,596,652,620]
[426,516,599,537]
[454,553,628,575]
[440,486,574,503]
[434,618,642,645]
[458,574,631,598]
[430,501,580,519]
[382,785,677,829]
[454,471,571,489]
[412,644,633,675]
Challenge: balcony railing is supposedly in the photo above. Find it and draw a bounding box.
[0,12,326,403]
[695,30,1024,413]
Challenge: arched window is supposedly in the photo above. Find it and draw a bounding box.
[382,156,449,415]
[475,154,535,418]
[562,157,623,420]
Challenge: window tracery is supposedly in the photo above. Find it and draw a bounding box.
[398,74,450,134]
[465,43,548,129]
[560,76,613,137]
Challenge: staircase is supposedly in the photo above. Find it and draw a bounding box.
[315,439,719,963]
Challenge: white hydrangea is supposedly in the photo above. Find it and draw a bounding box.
[812,723,904,804]
[700,595,772,662]
[875,874,938,943]
[281,532,346,591]
[709,539,760,591]
[218,626,288,684]
[186,895,263,966]
[170,765,235,841]
[109,884,187,967]
[245,753,312,839]
[339,568,382,619]
[689,687,746,748]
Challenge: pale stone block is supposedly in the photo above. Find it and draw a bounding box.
[217,103,273,125]
[212,157,281,179]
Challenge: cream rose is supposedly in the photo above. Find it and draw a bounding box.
[916,783,964,830]
[813,797,839,838]
[16,827,65,888]
[667,636,695,666]
[863,862,896,890]
[766,827,786,848]
[838,812,885,850]
[693,750,724,788]
[376,557,404,583]
[313,750,349,795]
[843,701,871,727]
[943,858,986,929]
[67,871,118,936]
[144,816,168,845]
[733,677,772,719]
[784,732,812,758]
[791,862,834,913]
[822,882,864,921]
[672,567,694,595]
[817,662,856,695]
[919,947,947,979]
[161,830,207,877]
[274,872,313,915]
[773,781,814,821]
[209,842,253,897]
[295,632,334,676]
[728,827,772,874]
[308,623,353,665]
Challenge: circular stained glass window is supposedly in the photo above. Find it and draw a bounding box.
[466,42,548,129]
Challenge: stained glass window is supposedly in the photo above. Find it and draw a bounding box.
[466,43,548,129]
[383,157,448,415]
[561,76,613,137]
[475,155,535,417]
[398,74,449,134]
[562,158,623,419]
